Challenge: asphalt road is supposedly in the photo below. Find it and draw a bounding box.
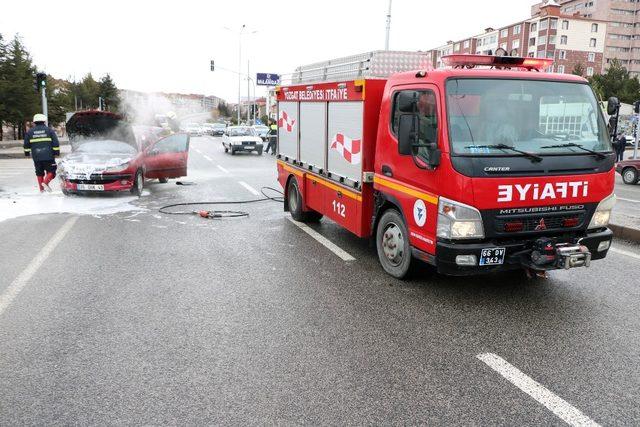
[1,136,640,425]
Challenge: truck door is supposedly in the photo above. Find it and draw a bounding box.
[144,133,190,179]
[380,85,443,253]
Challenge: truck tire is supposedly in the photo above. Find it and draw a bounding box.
[622,167,638,185]
[287,178,322,222]
[376,209,413,279]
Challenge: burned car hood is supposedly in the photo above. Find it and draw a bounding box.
[67,110,137,151]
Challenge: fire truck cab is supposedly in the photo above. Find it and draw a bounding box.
[276,53,616,278]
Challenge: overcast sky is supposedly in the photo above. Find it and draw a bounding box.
[1,0,535,103]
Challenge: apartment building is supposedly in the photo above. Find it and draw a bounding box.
[533,0,640,75]
[430,1,606,76]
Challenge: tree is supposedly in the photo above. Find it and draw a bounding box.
[78,73,101,109]
[572,62,585,77]
[2,35,39,139]
[47,78,74,126]
[589,58,640,104]
[99,74,120,111]
[218,101,231,117]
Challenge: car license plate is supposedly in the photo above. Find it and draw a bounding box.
[479,247,506,266]
[245,146,254,150]
[77,184,104,191]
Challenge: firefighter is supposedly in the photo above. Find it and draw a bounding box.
[266,120,277,155]
[24,114,60,193]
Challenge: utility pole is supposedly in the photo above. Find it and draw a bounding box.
[247,60,251,124]
[385,0,392,50]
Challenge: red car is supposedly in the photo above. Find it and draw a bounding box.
[616,158,640,185]
[59,110,190,195]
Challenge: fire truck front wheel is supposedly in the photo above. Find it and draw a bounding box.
[376,209,413,279]
[287,177,322,222]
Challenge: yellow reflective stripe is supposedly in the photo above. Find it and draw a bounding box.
[23,148,31,152]
[30,137,53,143]
[374,175,438,205]
[52,147,60,150]
[278,160,362,202]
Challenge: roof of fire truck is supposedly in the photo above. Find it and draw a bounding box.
[388,54,588,85]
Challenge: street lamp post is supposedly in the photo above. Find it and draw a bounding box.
[224,25,258,124]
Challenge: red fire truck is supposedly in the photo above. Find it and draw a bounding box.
[276,52,617,278]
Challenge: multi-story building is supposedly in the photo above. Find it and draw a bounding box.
[532,0,640,76]
[429,0,606,76]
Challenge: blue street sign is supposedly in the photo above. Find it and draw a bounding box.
[256,73,280,86]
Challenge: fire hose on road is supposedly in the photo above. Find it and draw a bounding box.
[158,186,284,219]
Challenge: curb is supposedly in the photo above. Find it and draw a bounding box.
[609,223,640,244]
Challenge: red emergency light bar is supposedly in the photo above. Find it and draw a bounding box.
[442,54,554,71]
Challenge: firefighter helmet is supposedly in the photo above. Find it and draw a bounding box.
[33,113,47,123]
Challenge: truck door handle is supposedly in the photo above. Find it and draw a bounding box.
[382,165,393,177]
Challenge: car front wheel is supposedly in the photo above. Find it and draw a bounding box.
[131,170,144,196]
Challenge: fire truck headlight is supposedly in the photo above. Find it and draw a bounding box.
[588,193,616,229]
[437,197,485,240]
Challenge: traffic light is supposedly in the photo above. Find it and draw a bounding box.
[634,100,640,114]
[210,60,215,71]
[35,72,47,92]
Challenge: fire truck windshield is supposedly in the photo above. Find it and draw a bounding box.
[445,78,611,157]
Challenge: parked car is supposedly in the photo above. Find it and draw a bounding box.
[210,122,226,136]
[221,126,264,155]
[616,158,640,184]
[252,125,269,141]
[59,110,190,195]
[185,123,203,136]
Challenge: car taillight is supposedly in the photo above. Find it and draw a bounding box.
[563,217,580,228]
[504,221,524,232]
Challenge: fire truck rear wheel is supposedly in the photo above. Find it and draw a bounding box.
[376,209,412,279]
[287,177,322,222]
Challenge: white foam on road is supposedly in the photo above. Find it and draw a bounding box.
[0,185,145,223]
[477,353,600,427]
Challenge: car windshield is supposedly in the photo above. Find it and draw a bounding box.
[228,127,256,136]
[446,78,611,156]
[75,140,137,155]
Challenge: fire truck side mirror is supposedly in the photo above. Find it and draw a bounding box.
[397,91,418,113]
[398,114,418,155]
[607,97,620,116]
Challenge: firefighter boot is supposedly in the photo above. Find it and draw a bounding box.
[42,172,54,193]
[36,176,45,193]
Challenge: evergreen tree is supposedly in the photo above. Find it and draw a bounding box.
[3,36,39,139]
[572,62,585,77]
[79,73,101,109]
[99,74,120,111]
[589,58,640,104]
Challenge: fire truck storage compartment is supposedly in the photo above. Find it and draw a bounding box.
[278,101,298,160]
[299,102,326,171]
[277,79,387,237]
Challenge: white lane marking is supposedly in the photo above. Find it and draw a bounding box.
[616,197,640,204]
[610,246,640,260]
[195,149,202,154]
[238,181,260,196]
[217,165,230,174]
[0,216,78,318]
[204,155,213,161]
[287,217,355,262]
[477,353,600,427]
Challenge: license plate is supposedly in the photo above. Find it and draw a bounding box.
[245,146,254,149]
[77,184,104,191]
[479,247,506,266]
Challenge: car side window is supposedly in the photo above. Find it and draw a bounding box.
[391,89,439,162]
[153,134,188,153]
